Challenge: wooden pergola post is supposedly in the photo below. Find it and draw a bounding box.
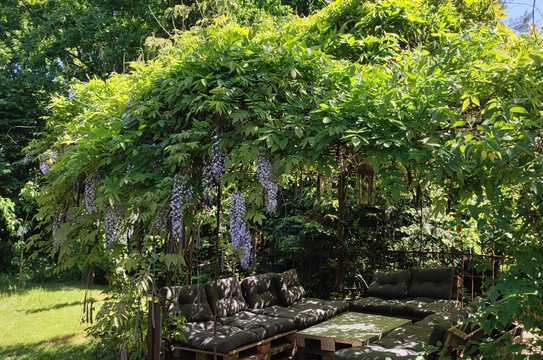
[148,301,161,360]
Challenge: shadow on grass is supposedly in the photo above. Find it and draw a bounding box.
[0,274,105,298]
[24,301,83,314]
[0,334,116,360]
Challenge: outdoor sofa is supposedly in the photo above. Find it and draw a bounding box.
[335,268,468,359]
[160,269,349,358]
[159,268,466,359]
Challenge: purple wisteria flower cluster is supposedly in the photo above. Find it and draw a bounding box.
[23,153,33,165]
[229,191,253,269]
[170,174,193,249]
[256,155,278,215]
[202,134,225,205]
[151,206,168,232]
[39,150,58,174]
[105,204,122,247]
[84,173,98,214]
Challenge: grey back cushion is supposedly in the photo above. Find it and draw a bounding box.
[276,269,306,306]
[241,273,279,309]
[160,284,213,322]
[366,270,410,299]
[206,277,248,318]
[409,268,455,299]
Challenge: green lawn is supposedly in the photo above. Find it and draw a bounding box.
[0,276,107,359]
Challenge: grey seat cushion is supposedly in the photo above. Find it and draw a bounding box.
[352,297,461,319]
[295,297,350,315]
[160,284,213,322]
[366,271,410,299]
[408,268,455,299]
[351,297,416,318]
[275,269,306,306]
[220,310,296,338]
[241,273,279,309]
[333,322,439,360]
[251,302,330,329]
[174,321,260,353]
[379,323,437,349]
[206,277,247,318]
[405,298,460,315]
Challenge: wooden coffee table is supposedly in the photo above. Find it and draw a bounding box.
[296,312,411,359]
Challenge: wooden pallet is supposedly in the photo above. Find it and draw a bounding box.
[169,330,297,360]
[295,333,364,360]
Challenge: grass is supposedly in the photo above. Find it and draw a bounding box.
[0,275,108,360]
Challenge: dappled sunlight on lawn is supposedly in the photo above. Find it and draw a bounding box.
[0,280,109,360]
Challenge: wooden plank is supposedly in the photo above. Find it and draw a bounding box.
[257,342,270,360]
[321,338,336,352]
[296,334,305,348]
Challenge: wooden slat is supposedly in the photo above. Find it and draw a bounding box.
[321,338,336,352]
[257,341,270,360]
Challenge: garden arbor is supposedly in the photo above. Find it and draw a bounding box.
[33,0,543,356]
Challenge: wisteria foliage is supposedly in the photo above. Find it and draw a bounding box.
[229,191,253,269]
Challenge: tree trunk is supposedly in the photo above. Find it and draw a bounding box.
[335,149,347,292]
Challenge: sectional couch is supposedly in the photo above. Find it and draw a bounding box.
[335,268,467,359]
[159,268,466,359]
[160,270,349,357]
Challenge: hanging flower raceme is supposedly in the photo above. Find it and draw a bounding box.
[202,134,225,205]
[229,191,253,269]
[256,155,278,215]
[170,174,193,249]
[39,150,58,174]
[104,204,122,247]
[151,206,168,232]
[23,153,32,165]
[84,173,98,214]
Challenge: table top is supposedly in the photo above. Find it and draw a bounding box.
[298,312,411,344]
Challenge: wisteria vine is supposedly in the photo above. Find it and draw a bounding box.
[229,191,253,269]
[256,155,278,215]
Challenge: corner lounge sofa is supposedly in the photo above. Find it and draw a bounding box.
[160,267,467,359]
[160,269,349,358]
[334,268,467,359]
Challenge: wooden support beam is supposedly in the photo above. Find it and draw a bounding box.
[257,341,271,360]
[147,301,162,360]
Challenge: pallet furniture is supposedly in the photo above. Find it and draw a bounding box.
[296,312,411,360]
[168,330,296,360]
[159,270,349,360]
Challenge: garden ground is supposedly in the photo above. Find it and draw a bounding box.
[0,276,106,359]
